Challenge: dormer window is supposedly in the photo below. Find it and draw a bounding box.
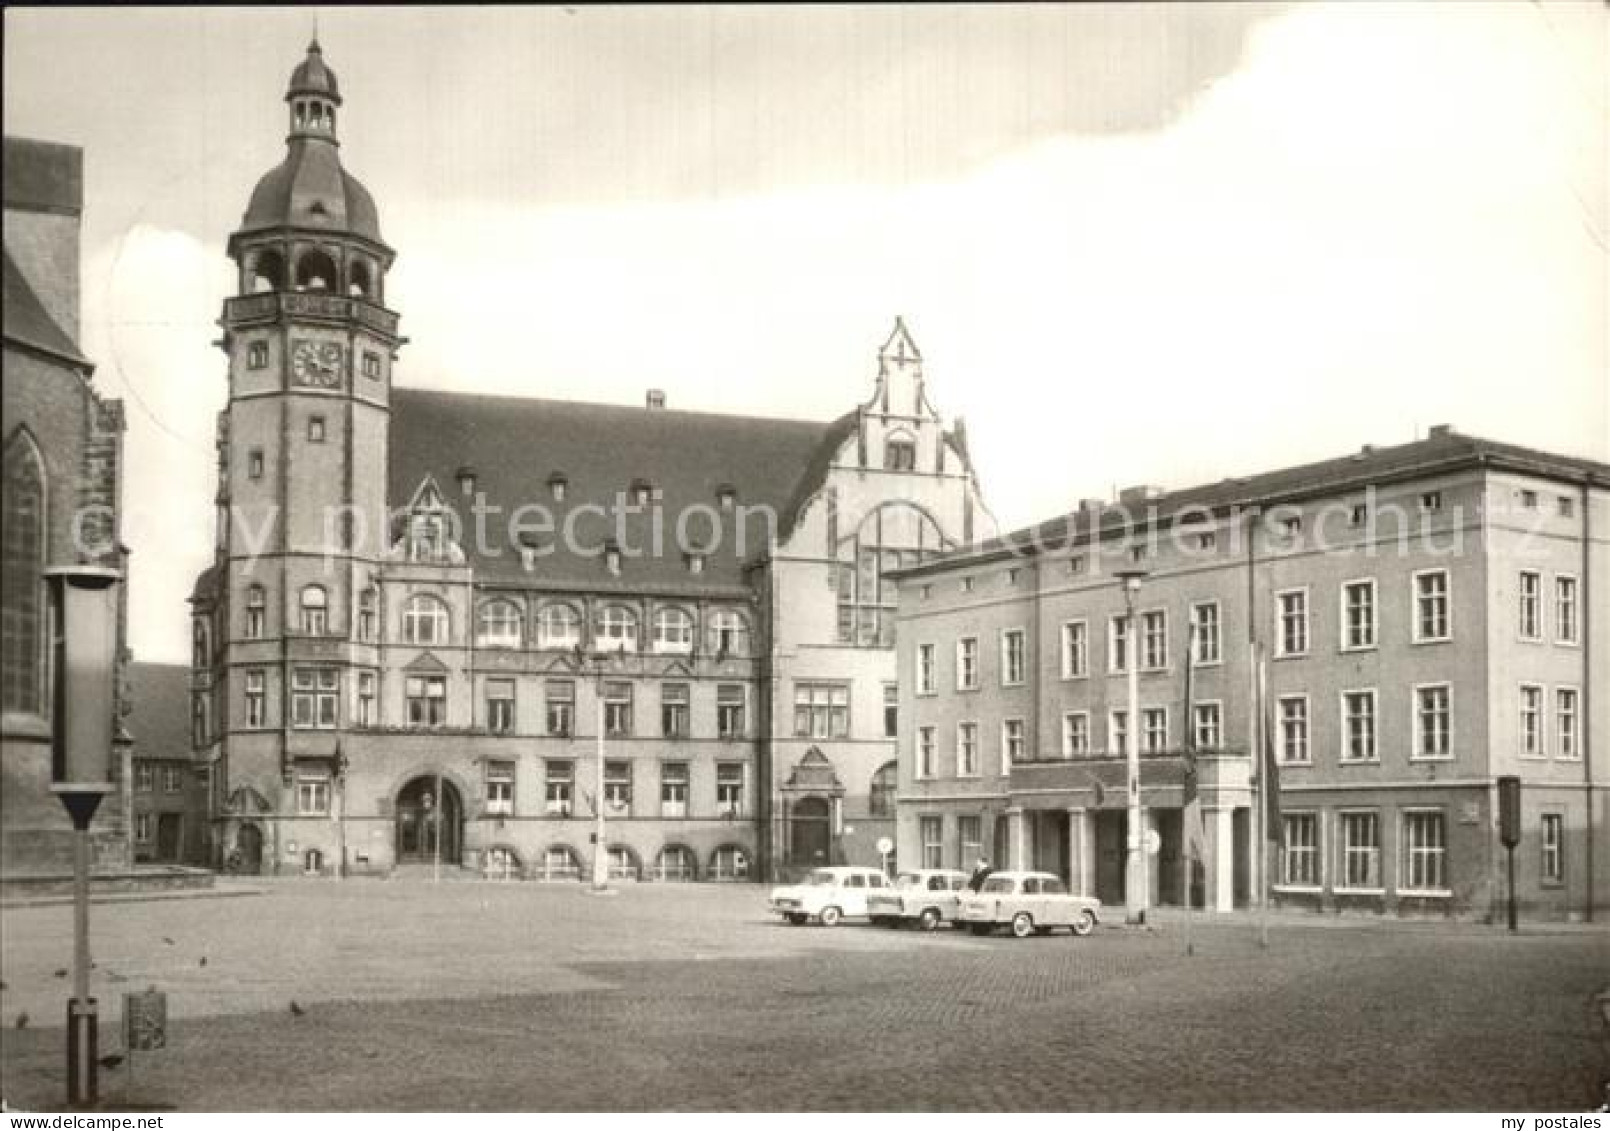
[456,466,477,496]
[885,438,916,471]
[408,512,446,562]
[630,479,654,507]
[604,542,622,575]
[548,473,568,503]
[715,484,737,509]
[686,552,705,575]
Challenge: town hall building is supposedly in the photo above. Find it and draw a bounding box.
[188,42,992,881]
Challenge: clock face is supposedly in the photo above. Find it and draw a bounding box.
[290,340,344,389]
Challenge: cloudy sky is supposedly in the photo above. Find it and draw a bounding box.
[5,3,1605,664]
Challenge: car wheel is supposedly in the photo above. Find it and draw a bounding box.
[918,907,942,932]
[819,905,842,927]
[1071,909,1097,937]
[786,912,808,926]
[968,922,992,937]
[1010,912,1034,939]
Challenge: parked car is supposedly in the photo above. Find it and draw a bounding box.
[956,870,1101,938]
[768,866,891,926]
[866,869,970,930]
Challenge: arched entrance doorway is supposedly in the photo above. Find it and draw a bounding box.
[395,776,463,864]
[791,796,832,868]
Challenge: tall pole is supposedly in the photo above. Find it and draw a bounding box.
[1119,569,1148,926]
[433,768,442,883]
[591,662,611,893]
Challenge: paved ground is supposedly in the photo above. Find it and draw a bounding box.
[1,879,1606,1111]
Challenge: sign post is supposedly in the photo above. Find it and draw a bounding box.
[1497,775,1521,932]
[876,836,893,878]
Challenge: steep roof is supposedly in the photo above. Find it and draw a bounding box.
[240,140,382,243]
[3,136,82,215]
[388,387,837,590]
[128,662,192,761]
[1,247,89,368]
[904,427,1610,575]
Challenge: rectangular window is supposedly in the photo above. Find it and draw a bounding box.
[958,815,982,865]
[1556,575,1579,643]
[603,761,631,813]
[793,683,849,739]
[957,722,979,776]
[1001,629,1026,686]
[1277,696,1309,764]
[1108,615,1128,673]
[1520,489,1538,509]
[404,675,446,728]
[163,765,183,794]
[248,449,264,480]
[486,678,515,734]
[660,762,689,818]
[362,350,381,380]
[1108,710,1128,755]
[485,760,515,816]
[1060,620,1088,679]
[1341,689,1377,762]
[544,760,573,816]
[1280,813,1320,887]
[545,679,574,737]
[660,682,690,739]
[355,670,375,727]
[1414,570,1450,642]
[1190,602,1221,665]
[245,669,266,728]
[920,816,944,870]
[717,683,746,739]
[307,416,326,443]
[1276,590,1308,657]
[1192,702,1222,751]
[1541,813,1564,883]
[1420,490,1442,513]
[1062,712,1090,758]
[1141,610,1168,670]
[1350,501,1369,527]
[603,682,633,738]
[1341,580,1376,650]
[1519,684,1545,758]
[956,637,979,690]
[135,764,153,792]
[884,683,898,738]
[716,763,744,816]
[1339,811,1381,889]
[1001,718,1025,770]
[292,667,339,730]
[247,340,268,369]
[1401,811,1447,893]
[1557,688,1579,760]
[135,812,152,843]
[297,775,330,816]
[917,643,936,694]
[1142,707,1167,754]
[1414,684,1452,759]
[1518,571,1542,640]
[917,726,936,779]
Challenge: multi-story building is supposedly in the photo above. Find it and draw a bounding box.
[129,662,211,866]
[897,428,1607,920]
[189,42,990,881]
[2,135,132,879]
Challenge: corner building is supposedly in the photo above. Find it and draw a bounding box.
[897,429,1607,921]
[190,44,991,881]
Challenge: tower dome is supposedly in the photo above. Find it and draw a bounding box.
[236,40,383,245]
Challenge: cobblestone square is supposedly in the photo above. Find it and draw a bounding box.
[2,881,1606,1111]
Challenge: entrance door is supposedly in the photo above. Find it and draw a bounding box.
[236,823,263,874]
[1094,811,1127,906]
[395,776,463,864]
[156,813,182,862]
[790,796,831,868]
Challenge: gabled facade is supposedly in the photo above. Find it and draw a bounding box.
[190,44,992,881]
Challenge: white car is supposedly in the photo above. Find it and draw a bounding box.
[768,866,890,926]
[866,869,970,930]
[957,870,1101,938]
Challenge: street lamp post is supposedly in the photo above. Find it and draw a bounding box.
[585,648,622,896]
[45,564,122,1108]
[1117,567,1149,926]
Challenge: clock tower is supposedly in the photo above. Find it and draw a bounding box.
[206,38,402,809]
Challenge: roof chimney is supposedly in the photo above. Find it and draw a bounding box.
[646,389,666,411]
[1428,423,1452,439]
[1117,484,1164,506]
